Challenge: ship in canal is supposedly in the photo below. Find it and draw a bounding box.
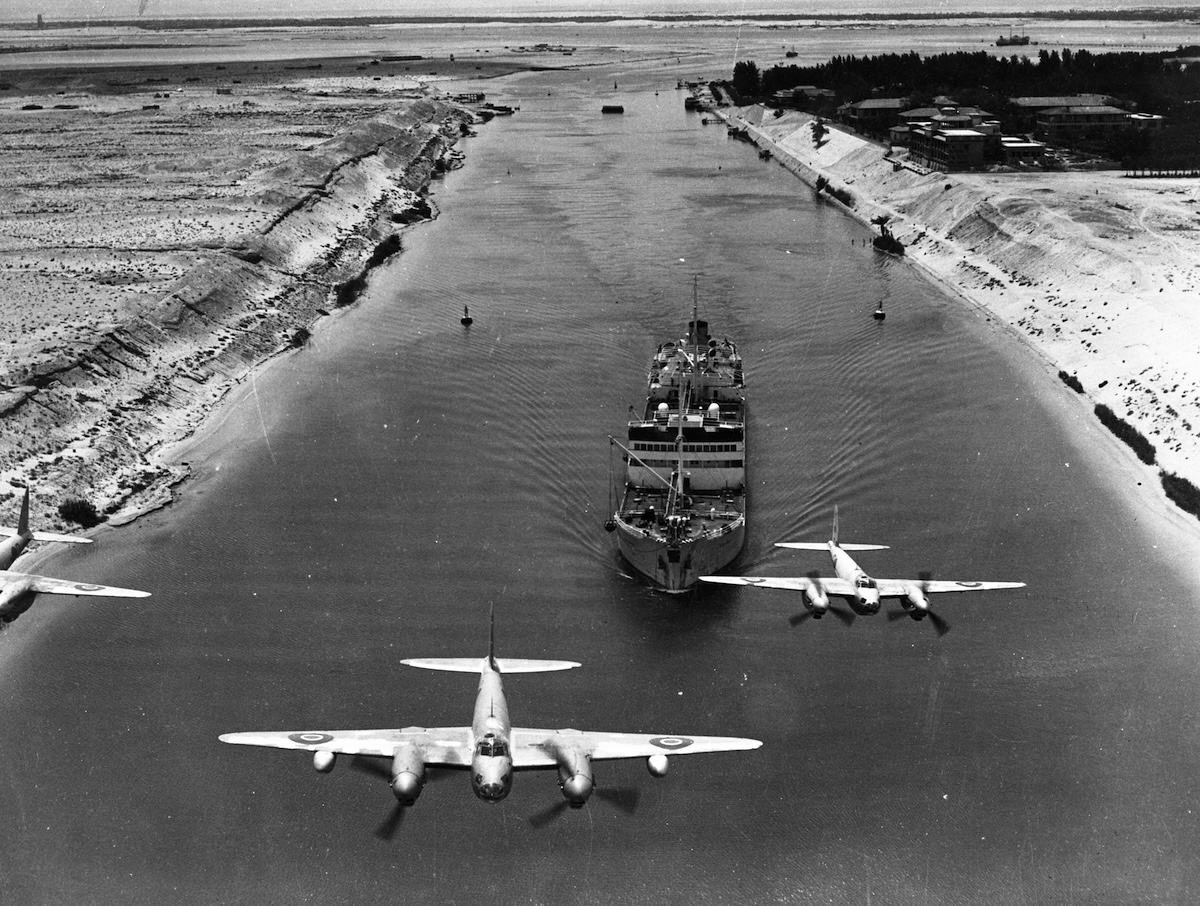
[609,298,746,592]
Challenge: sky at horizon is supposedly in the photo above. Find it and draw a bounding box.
[5,0,1200,25]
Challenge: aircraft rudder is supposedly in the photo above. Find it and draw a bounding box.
[488,601,497,670]
[18,487,30,537]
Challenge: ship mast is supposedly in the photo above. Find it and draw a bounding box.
[670,278,701,516]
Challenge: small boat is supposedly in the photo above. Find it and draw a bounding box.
[461,305,473,326]
[601,104,625,114]
[873,301,886,321]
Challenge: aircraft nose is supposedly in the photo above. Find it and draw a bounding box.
[480,782,505,801]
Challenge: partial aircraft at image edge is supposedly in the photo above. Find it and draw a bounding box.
[701,506,1025,634]
[0,487,151,624]
[220,608,763,834]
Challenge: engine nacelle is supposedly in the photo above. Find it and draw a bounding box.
[647,753,669,777]
[803,587,829,615]
[561,771,594,807]
[0,582,36,624]
[312,751,336,773]
[904,584,930,615]
[390,744,426,805]
[556,747,594,807]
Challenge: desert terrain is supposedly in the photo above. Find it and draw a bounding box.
[0,53,513,529]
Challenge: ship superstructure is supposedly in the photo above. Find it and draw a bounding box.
[611,304,745,592]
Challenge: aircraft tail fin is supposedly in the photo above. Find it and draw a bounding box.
[826,505,887,551]
[488,601,497,671]
[0,487,92,544]
[401,603,580,675]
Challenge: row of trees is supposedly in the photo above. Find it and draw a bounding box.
[735,46,1200,118]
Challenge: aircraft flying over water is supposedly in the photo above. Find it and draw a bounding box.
[220,610,762,834]
[0,487,151,624]
[701,506,1025,634]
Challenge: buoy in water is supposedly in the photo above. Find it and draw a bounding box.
[461,305,473,326]
[873,301,886,321]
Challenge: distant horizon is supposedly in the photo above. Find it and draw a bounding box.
[4,1,1200,27]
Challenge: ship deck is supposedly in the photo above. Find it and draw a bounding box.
[617,486,744,542]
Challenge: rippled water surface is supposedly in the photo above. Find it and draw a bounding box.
[2,42,1199,906]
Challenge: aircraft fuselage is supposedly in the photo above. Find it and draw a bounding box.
[830,542,881,613]
[0,531,30,571]
[471,659,514,802]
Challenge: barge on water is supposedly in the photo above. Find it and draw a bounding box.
[610,302,746,592]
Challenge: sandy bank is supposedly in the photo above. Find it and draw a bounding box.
[724,105,1200,504]
[0,68,475,531]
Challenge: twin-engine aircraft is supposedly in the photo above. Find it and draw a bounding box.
[0,487,150,623]
[220,611,761,831]
[701,506,1024,633]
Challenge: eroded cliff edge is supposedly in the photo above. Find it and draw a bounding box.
[0,95,473,528]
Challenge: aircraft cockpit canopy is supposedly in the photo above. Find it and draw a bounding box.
[477,734,510,758]
[856,576,878,590]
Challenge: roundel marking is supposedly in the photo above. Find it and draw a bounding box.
[650,736,694,750]
[289,732,334,745]
[955,582,982,588]
[73,584,103,592]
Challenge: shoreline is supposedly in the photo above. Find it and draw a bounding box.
[720,104,1200,526]
[0,57,479,536]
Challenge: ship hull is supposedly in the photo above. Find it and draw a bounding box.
[615,515,745,593]
[612,309,746,593]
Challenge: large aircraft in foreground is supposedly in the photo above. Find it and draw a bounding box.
[220,611,762,834]
[701,506,1025,634]
[0,487,150,623]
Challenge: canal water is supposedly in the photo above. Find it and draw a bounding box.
[2,49,1199,906]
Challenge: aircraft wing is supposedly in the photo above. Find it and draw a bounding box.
[218,726,474,766]
[0,570,150,598]
[511,727,761,767]
[700,575,856,596]
[875,579,1026,596]
[0,527,91,544]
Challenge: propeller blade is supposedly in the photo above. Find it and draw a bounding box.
[596,786,640,816]
[788,611,813,627]
[351,755,392,781]
[375,802,406,840]
[829,604,856,626]
[528,799,571,829]
[929,610,952,637]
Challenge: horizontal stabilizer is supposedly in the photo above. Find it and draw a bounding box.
[402,657,580,674]
[0,527,92,544]
[777,542,889,551]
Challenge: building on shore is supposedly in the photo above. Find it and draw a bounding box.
[1036,104,1133,145]
[999,135,1047,166]
[907,124,990,170]
[1009,94,1115,132]
[838,97,910,131]
[771,85,838,110]
[895,105,1012,171]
